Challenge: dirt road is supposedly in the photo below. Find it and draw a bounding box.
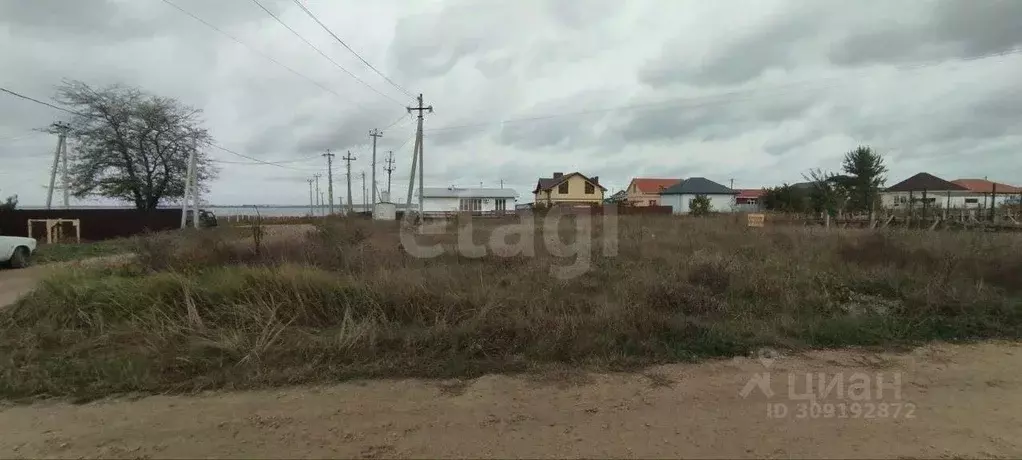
[0,264,51,308]
[2,342,1020,459]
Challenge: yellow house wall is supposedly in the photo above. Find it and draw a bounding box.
[534,174,604,204]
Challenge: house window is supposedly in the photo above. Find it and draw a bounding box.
[459,198,482,212]
[495,199,507,212]
[965,198,979,204]
[585,182,595,194]
[898,196,908,204]
[558,182,569,194]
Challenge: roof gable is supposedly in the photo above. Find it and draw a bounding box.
[629,178,682,194]
[534,172,607,192]
[661,177,736,195]
[885,173,968,192]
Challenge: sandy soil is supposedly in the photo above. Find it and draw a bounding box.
[0,263,47,308]
[1,341,1020,459]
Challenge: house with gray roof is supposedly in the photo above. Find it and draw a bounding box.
[659,177,738,214]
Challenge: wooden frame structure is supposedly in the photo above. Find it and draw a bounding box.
[27,218,81,244]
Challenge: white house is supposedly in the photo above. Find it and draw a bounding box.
[417,187,518,215]
[659,177,737,214]
[882,174,1022,210]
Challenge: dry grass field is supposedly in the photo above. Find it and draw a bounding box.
[1,214,1020,400]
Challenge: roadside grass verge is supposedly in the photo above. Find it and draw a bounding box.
[31,238,136,264]
[2,216,1020,400]
[30,227,252,264]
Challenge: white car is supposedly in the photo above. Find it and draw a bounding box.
[0,236,37,268]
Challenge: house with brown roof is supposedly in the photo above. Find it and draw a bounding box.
[624,178,682,206]
[951,178,1022,208]
[533,172,606,206]
[882,173,1022,210]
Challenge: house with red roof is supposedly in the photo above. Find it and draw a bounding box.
[623,178,682,207]
[735,188,766,211]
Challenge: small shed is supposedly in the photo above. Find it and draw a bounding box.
[373,202,397,220]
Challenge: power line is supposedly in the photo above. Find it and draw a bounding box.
[291,0,415,98]
[208,143,324,171]
[0,130,45,142]
[160,0,356,106]
[382,112,411,130]
[211,153,321,165]
[427,46,1022,133]
[0,87,82,117]
[247,0,405,107]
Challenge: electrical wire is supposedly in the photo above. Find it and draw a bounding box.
[207,143,325,171]
[0,87,82,117]
[248,0,405,107]
[291,0,415,99]
[381,113,412,131]
[160,0,360,107]
[0,130,44,142]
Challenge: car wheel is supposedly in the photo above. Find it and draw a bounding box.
[9,246,30,269]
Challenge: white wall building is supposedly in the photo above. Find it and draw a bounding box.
[417,187,518,215]
[659,177,737,214]
[881,174,1022,211]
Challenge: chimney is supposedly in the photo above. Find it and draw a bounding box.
[553,172,563,178]
[592,176,599,184]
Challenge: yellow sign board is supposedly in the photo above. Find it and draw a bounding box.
[747,213,765,228]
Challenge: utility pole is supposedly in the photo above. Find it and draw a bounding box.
[500,179,504,189]
[323,149,335,215]
[60,130,69,208]
[46,122,70,210]
[369,128,383,207]
[342,151,356,215]
[313,173,322,216]
[189,144,199,228]
[361,171,367,213]
[405,94,432,220]
[384,151,395,200]
[307,178,315,216]
[180,142,196,228]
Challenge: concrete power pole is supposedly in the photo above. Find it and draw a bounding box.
[46,122,70,210]
[323,149,336,215]
[180,143,195,228]
[361,171,367,213]
[60,132,69,208]
[313,173,322,216]
[343,151,356,215]
[369,128,383,207]
[307,178,315,216]
[384,151,395,200]
[404,94,432,220]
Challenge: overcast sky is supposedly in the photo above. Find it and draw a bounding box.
[2,0,1021,206]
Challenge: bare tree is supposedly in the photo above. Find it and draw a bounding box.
[54,80,217,210]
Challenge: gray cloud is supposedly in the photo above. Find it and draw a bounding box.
[830,0,1022,66]
[611,89,821,145]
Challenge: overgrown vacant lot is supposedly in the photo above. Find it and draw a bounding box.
[2,215,1021,400]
